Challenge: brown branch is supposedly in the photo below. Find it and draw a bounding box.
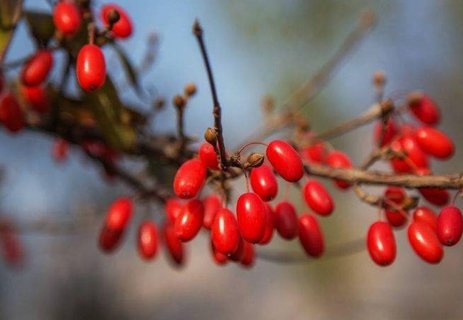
[193,20,228,169]
[305,164,463,189]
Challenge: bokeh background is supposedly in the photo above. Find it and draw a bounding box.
[1,0,463,319]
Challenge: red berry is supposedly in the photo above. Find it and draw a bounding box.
[21,50,53,87]
[236,192,266,243]
[367,221,396,266]
[137,221,159,260]
[436,206,463,246]
[240,242,255,268]
[173,159,207,199]
[21,85,50,113]
[53,2,81,35]
[302,142,326,164]
[258,204,274,245]
[210,241,228,265]
[326,150,352,189]
[298,214,324,258]
[100,4,133,39]
[409,94,440,125]
[198,143,219,170]
[52,138,69,163]
[390,134,428,173]
[373,118,398,147]
[211,208,240,255]
[163,223,185,266]
[105,197,133,231]
[165,198,183,223]
[250,164,278,201]
[98,226,123,253]
[413,207,437,232]
[414,127,454,160]
[0,94,24,133]
[203,194,222,229]
[174,199,204,242]
[266,140,304,182]
[384,187,408,228]
[303,180,334,216]
[408,221,443,264]
[273,201,299,240]
[76,44,106,92]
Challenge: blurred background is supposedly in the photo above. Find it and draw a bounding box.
[1,0,463,319]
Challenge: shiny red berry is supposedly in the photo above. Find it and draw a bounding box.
[105,197,133,231]
[198,142,219,170]
[266,140,304,182]
[21,50,53,87]
[367,221,396,266]
[258,204,274,245]
[163,223,185,266]
[303,180,334,216]
[273,201,299,240]
[390,134,428,173]
[211,208,240,255]
[250,164,278,202]
[436,206,463,246]
[21,85,50,113]
[408,221,443,264]
[302,142,326,164]
[100,4,133,39]
[236,192,266,243]
[174,199,204,242]
[373,118,398,147]
[414,127,454,160]
[0,94,24,133]
[413,207,437,232]
[409,94,440,125]
[203,194,222,229]
[173,159,207,199]
[298,214,324,258]
[137,221,159,260]
[76,44,106,92]
[53,2,81,35]
[326,150,352,189]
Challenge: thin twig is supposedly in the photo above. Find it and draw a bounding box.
[193,20,228,169]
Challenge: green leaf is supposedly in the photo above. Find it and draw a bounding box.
[23,10,55,46]
[111,42,143,96]
[85,76,137,152]
[0,0,23,62]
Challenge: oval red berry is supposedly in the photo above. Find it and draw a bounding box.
[76,44,106,92]
[266,140,304,182]
[367,221,396,266]
[250,164,278,202]
[173,159,207,199]
[299,214,324,258]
